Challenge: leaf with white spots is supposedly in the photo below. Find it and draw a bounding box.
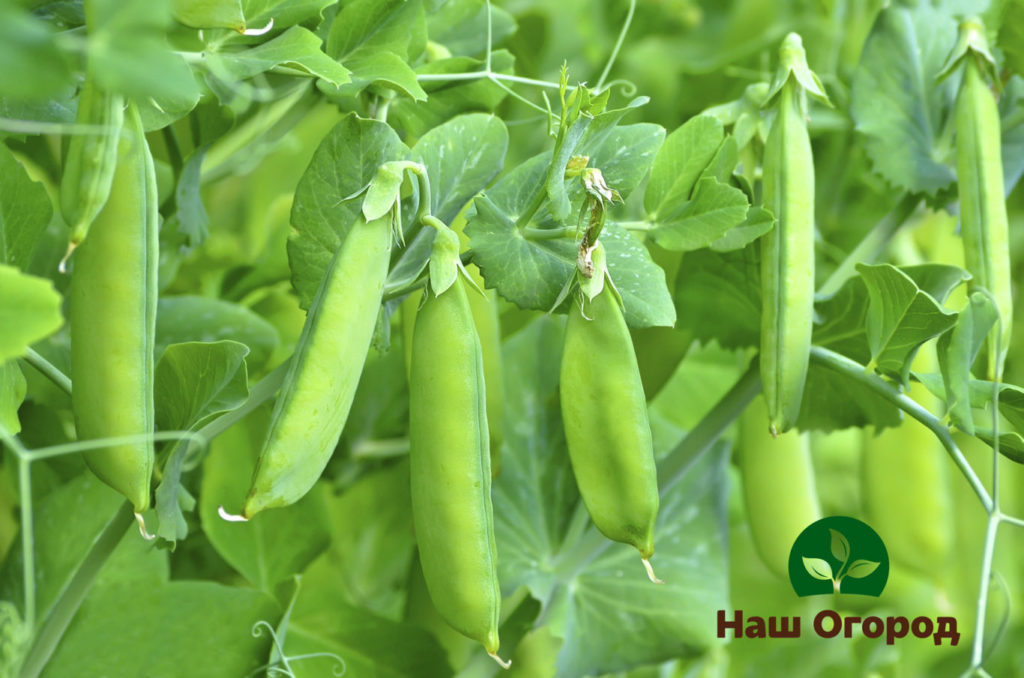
[466,124,674,327]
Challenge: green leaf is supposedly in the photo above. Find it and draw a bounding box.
[546,97,648,220]
[0,4,71,100]
[327,0,426,62]
[289,114,409,309]
[856,263,961,378]
[199,405,330,592]
[389,52,514,138]
[426,0,517,57]
[974,430,1024,464]
[645,115,725,216]
[0,362,26,435]
[0,473,124,629]
[43,581,279,677]
[802,557,833,581]
[673,248,760,350]
[171,0,245,30]
[813,274,872,364]
[850,5,958,196]
[154,340,249,432]
[844,559,880,579]
[708,206,773,252]
[413,113,509,224]
[322,50,427,101]
[284,557,452,677]
[87,0,201,103]
[0,265,63,364]
[214,26,351,87]
[796,360,902,432]
[829,528,850,563]
[1001,0,1024,77]
[241,0,335,29]
[648,177,750,252]
[937,292,999,434]
[0,145,53,270]
[466,125,671,328]
[173,148,209,247]
[156,296,279,368]
[492,317,729,676]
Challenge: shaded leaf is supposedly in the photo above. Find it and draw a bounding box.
[0,145,53,270]
[0,265,63,364]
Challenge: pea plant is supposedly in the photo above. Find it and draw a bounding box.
[2,0,1024,676]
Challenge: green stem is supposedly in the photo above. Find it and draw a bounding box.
[415,71,560,89]
[194,359,290,443]
[21,350,71,397]
[595,0,637,92]
[17,504,134,678]
[18,455,35,633]
[810,346,993,512]
[968,514,1001,672]
[815,193,920,299]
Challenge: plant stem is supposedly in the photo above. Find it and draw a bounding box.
[968,514,1001,672]
[595,0,637,92]
[810,346,993,512]
[815,193,920,299]
[195,359,290,443]
[21,349,71,397]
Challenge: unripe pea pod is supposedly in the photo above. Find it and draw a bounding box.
[559,243,660,581]
[466,265,505,478]
[70,102,156,516]
[60,77,125,267]
[952,19,1012,379]
[408,230,505,666]
[241,214,392,518]
[861,348,951,578]
[759,33,828,435]
[737,394,821,579]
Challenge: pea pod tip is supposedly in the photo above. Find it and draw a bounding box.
[218,505,249,522]
[134,512,155,540]
[642,558,664,585]
[488,652,511,669]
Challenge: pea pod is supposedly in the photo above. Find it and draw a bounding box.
[560,275,660,579]
[738,394,821,579]
[952,19,1012,379]
[861,349,951,577]
[409,268,504,666]
[759,33,828,435]
[60,78,124,261]
[242,215,391,518]
[70,102,156,514]
[466,266,505,478]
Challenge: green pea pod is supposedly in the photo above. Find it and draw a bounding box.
[243,215,391,518]
[760,33,827,435]
[953,21,1012,379]
[60,78,125,259]
[70,102,156,514]
[861,350,951,577]
[738,394,821,579]
[409,274,504,666]
[560,284,660,579]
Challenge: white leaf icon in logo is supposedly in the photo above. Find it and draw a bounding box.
[802,557,833,581]
[845,559,880,579]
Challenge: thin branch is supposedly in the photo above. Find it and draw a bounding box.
[21,349,72,397]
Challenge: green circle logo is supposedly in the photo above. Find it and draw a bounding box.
[788,516,889,597]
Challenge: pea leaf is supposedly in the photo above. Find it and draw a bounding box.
[937,292,999,434]
[414,113,508,224]
[171,0,245,31]
[0,362,26,435]
[0,4,71,100]
[466,124,673,328]
[673,247,760,350]
[241,0,335,29]
[426,0,517,57]
[153,341,250,433]
[856,263,964,379]
[44,581,279,677]
[999,0,1024,78]
[0,265,63,364]
[199,404,330,592]
[796,360,902,432]
[213,26,352,87]
[156,296,280,368]
[648,177,750,252]
[390,52,514,138]
[645,115,724,216]
[289,114,409,309]
[0,145,53,270]
[850,4,958,196]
